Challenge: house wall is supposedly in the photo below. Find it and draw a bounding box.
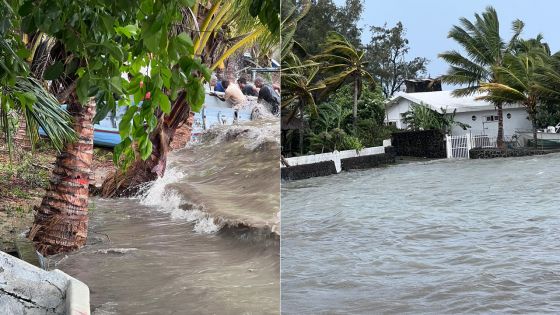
[451,108,531,136]
[386,100,412,129]
[386,98,533,136]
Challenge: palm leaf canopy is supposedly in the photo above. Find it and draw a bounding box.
[477,38,551,110]
[439,6,525,97]
[281,52,325,122]
[314,32,375,99]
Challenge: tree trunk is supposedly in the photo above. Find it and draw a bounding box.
[30,97,96,256]
[531,113,538,149]
[353,78,358,133]
[100,93,191,197]
[496,103,505,149]
[299,106,304,155]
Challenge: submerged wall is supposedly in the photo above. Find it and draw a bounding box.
[281,141,394,180]
[469,147,558,159]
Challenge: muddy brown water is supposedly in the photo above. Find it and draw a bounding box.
[282,154,560,314]
[50,119,280,315]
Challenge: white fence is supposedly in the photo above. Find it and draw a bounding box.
[446,134,472,159]
[446,133,520,158]
[282,139,392,173]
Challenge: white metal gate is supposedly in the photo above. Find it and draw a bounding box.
[446,134,472,159]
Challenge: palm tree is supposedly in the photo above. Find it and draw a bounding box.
[281,51,325,154]
[439,6,524,148]
[314,32,375,132]
[0,8,75,157]
[478,37,551,148]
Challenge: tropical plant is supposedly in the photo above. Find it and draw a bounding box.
[315,31,375,132]
[478,37,552,147]
[7,0,215,255]
[100,0,280,197]
[0,3,75,157]
[401,103,470,134]
[439,6,524,148]
[281,52,325,154]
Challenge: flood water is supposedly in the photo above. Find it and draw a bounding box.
[282,154,560,314]
[51,119,280,315]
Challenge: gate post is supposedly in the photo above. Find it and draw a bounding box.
[466,133,472,159]
[445,135,452,158]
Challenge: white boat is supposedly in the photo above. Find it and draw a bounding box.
[516,123,560,148]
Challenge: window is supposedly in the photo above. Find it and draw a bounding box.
[472,115,477,121]
[507,113,512,119]
[485,115,500,122]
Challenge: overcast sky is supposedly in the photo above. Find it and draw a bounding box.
[333,0,560,90]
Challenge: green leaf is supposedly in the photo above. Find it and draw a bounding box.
[139,135,153,160]
[176,32,194,55]
[161,68,172,89]
[43,61,64,80]
[157,91,171,114]
[186,79,205,112]
[180,0,196,7]
[76,75,90,104]
[109,76,123,93]
[113,137,131,165]
[18,1,34,15]
[115,24,139,38]
[144,29,162,52]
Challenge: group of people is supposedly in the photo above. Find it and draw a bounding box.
[210,75,280,115]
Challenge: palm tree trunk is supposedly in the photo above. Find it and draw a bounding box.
[100,92,191,197]
[531,113,538,149]
[496,103,505,149]
[299,106,304,155]
[353,78,358,133]
[30,98,96,256]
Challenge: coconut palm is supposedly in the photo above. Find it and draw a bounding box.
[314,31,375,132]
[281,51,325,154]
[477,37,551,148]
[439,6,524,148]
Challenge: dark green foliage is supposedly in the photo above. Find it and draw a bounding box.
[401,103,470,134]
[293,0,363,55]
[14,0,210,168]
[366,22,429,98]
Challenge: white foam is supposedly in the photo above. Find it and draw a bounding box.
[138,166,222,234]
[194,217,222,233]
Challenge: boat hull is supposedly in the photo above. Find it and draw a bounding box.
[516,131,560,149]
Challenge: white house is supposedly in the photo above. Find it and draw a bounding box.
[385,90,532,136]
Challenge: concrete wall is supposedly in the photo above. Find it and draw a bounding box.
[0,251,90,315]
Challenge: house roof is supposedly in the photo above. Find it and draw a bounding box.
[387,90,524,113]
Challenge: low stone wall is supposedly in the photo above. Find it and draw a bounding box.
[281,142,395,180]
[281,160,337,180]
[341,147,396,171]
[469,147,552,159]
[392,130,446,158]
